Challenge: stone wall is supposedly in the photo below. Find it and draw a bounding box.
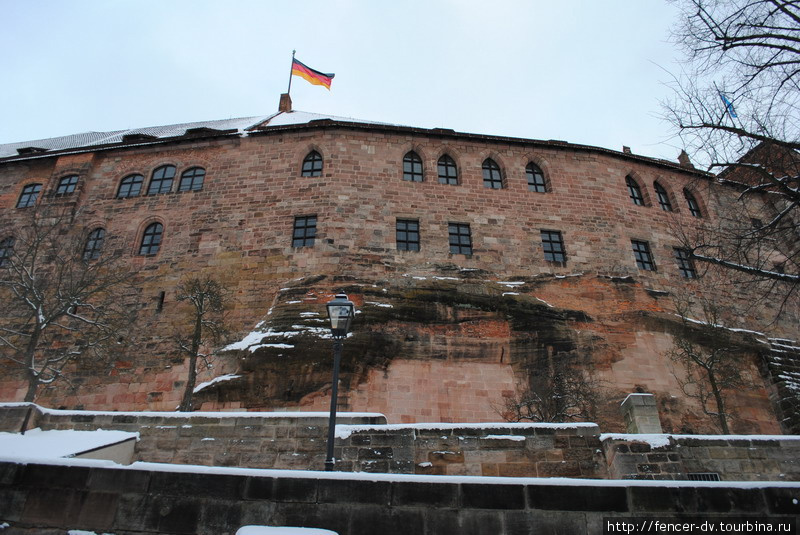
[1,459,798,535]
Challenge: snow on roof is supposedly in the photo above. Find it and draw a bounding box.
[0,110,399,160]
[0,428,137,460]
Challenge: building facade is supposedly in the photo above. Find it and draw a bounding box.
[0,103,796,433]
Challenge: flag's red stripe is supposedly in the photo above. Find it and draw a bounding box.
[292,62,333,86]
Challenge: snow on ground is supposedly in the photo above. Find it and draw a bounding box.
[193,374,242,394]
[0,428,138,459]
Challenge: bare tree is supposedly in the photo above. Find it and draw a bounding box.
[0,209,135,402]
[668,297,752,433]
[503,352,598,423]
[174,275,231,412]
[664,0,800,315]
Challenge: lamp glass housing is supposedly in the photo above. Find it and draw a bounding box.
[326,294,355,338]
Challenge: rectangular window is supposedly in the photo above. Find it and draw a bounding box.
[396,219,420,251]
[448,223,472,255]
[541,230,566,263]
[631,240,655,271]
[292,215,317,247]
[674,248,697,278]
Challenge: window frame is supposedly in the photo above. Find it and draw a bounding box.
[448,222,472,255]
[117,174,144,199]
[147,165,176,195]
[684,189,702,217]
[292,215,317,248]
[83,228,106,261]
[402,151,424,182]
[396,219,420,251]
[541,230,566,264]
[178,167,206,192]
[17,183,42,208]
[526,162,547,193]
[437,155,458,185]
[139,222,164,256]
[301,151,323,177]
[0,237,14,268]
[631,240,656,271]
[626,176,645,206]
[55,175,79,196]
[654,182,672,211]
[674,248,697,278]
[482,158,504,189]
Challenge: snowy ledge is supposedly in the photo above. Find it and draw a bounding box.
[1,455,798,489]
[0,403,384,420]
[600,433,800,450]
[335,421,598,440]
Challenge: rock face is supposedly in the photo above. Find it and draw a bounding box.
[0,112,796,433]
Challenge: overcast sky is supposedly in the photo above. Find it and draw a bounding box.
[0,1,685,161]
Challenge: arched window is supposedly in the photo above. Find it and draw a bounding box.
[147,165,176,195]
[139,223,163,256]
[526,163,547,192]
[626,176,644,206]
[117,174,143,198]
[482,159,504,189]
[16,183,41,208]
[684,189,702,217]
[178,167,206,192]
[56,175,79,196]
[437,155,458,185]
[301,151,323,177]
[83,228,105,261]
[0,237,14,267]
[654,182,672,211]
[403,151,423,182]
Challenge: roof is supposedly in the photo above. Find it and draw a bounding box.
[0,109,702,176]
[0,111,398,160]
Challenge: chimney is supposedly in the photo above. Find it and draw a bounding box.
[622,146,632,154]
[678,150,694,169]
[279,93,292,113]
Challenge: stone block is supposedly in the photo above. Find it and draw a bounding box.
[536,461,581,478]
[317,479,391,505]
[461,483,525,509]
[765,487,800,514]
[88,467,150,493]
[629,486,698,512]
[350,504,424,535]
[149,471,244,499]
[527,485,628,512]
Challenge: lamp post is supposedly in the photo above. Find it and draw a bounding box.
[324,293,355,471]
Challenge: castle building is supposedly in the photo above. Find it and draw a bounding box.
[0,97,796,434]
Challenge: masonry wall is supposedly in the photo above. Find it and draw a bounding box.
[1,459,798,535]
[0,123,796,432]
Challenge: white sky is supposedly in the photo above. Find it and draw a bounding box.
[0,0,684,161]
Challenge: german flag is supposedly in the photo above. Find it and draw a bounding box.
[292,58,335,90]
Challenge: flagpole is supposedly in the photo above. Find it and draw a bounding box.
[287,50,296,95]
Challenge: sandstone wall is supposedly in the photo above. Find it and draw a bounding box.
[0,123,796,432]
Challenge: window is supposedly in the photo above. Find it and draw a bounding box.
[147,165,176,195]
[674,248,697,278]
[55,175,79,196]
[0,237,14,268]
[178,167,205,192]
[139,223,163,256]
[83,228,105,261]
[292,216,317,247]
[684,189,702,217]
[117,174,143,198]
[526,163,547,192]
[654,182,672,211]
[626,176,644,206]
[482,158,504,189]
[448,223,472,255]
[437,155,458,185]
[541,230,566,263]
[16,183,41,208]
[301,151,323,177]
[631,240,655,271]
[396,219,420,251]
[403,151,423,182]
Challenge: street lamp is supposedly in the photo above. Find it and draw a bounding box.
[324,293,355,471]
